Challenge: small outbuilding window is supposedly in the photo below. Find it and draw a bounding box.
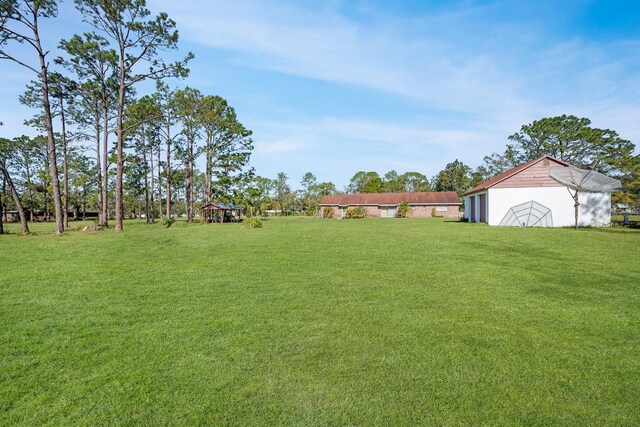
[435,206,448,212]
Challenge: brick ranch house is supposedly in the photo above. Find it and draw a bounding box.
[464,155,613,227]
[319,192,462,218]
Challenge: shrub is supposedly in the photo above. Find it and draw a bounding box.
[162,215,175,228]
[397,201,412,218]
[345,206,367,219]
[242,217,263,228]
[322,207,334,218]
[431,207,443,218]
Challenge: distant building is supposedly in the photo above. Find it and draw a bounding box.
[319,192,461,218]
[464,155,613,227]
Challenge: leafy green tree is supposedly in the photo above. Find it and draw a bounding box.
[242,175,274,216]
[433,159,472,197]
[273,172,291,215]
[1,0,64,234]
[58,31,119,227]
[124,95,162,223]
[383,170,404,193]
[76,0,192,232]
[476,145,521,180]
[508,115,635,174]
[174,87,202,222]
[207,106,253,204]
[399,172,431,192]
[313,182,337,197]
[481,115,639,203]
[199,95,227,204]
[67,150,97,220]
[21,72,78,227]
[123,152,146,218]
[347,171,383,193]
[153,82,180,219]
[0,137,29,234]
[612,155,640,207]
[296,173,337,216]
[300,172,317,214]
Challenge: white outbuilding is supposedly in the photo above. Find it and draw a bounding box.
[464,155,617,227]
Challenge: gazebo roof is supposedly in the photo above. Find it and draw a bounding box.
[202,203,243,211]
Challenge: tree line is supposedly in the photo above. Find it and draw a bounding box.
[1,3,637,234]
[2,111,638,233]
[0,0,254,235]
[336,114,639,207]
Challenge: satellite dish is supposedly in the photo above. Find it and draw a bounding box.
[549,166,622,193]
[549,166,622,229]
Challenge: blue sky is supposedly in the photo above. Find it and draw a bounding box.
[1,0,639,190]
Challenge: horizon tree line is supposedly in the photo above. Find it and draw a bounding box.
[0,0,254,234]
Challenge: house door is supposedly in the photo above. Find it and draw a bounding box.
[381,206,395,218]
[470,196,476,222]
[479,194,486,223]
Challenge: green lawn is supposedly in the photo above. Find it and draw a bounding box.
[1,218,639,425]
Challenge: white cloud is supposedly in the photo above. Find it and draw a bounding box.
[254,137,306,155]
[151,0,529,115]
[152,0,640,146]
[1,0,637,192]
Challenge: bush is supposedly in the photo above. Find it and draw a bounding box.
[242,217,263,228]
[397,201,412,218]
[322,207,334,218]
[431,207,443,218]
[162,215,175,228]
[345,206,367,219]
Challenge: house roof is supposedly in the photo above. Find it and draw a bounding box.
[464,155,570,196]
[320,191,461,206]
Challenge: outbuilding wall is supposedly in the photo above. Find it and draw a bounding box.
[464,191,487,223]
[486,187,611,227]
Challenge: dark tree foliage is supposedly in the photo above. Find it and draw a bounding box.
[1,0,65,234]
[507,115,634,174]
[433,159,472,197]
[75,0,192,232]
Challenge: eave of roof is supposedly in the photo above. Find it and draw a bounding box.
[464,155,571,196]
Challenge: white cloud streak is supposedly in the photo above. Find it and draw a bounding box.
[152,0,640,141]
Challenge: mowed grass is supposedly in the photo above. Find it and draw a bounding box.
[1,217,639,425]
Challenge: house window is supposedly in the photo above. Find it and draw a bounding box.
[436,206,448,212]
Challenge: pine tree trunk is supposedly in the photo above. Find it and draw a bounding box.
[114,52,126,233]
[142,130,151,223]
[157,145,162,220]
[60,96,69,229]
[205,133,212,204]
[0,158,29,234]
[101,104,109,228]
[35,29,63,235]
[165,125,172,219]
[186,139,193,223]
[149,140,155,223]
[95,110,103,226]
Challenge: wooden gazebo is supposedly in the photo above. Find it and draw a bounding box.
[201,203,244,223]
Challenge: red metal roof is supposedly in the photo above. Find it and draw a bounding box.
[320,191,461,206]
[464,155,570,195]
